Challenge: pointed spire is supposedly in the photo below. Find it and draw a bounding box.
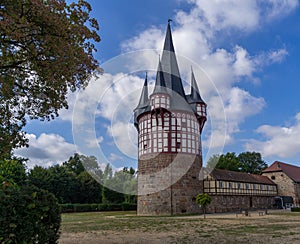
[135,73,149,110]
[190,67,205,104]
[152,58,167,95]
[161,20,186,98]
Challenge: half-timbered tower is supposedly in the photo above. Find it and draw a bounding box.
[134,21,207,215]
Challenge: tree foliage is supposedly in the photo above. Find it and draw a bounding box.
[206,151,267,174]
[0,159,61,243]
[0,0,101,155]
[195,193,212,219]
[0,185,61,243]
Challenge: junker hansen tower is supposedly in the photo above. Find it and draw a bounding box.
[134,21,207,215]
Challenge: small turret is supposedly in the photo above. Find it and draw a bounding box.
[150,58,170,110]
[133,74,150,129]
[187,68,207,132]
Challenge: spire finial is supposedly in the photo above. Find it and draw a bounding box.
[168,19,172,24]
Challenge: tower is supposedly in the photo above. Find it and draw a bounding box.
[134,21,207,215]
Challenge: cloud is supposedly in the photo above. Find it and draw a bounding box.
[245,113,300,158]
[14,133,76,168]
[109,153,124,162]
[59,0,296,162]
[122,2,292,150]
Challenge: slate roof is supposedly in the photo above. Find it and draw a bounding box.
[152,59,167,95]
[207,168,276,185]
[160,21,186,99]
[134,21,206,122]
[262,161,300,183]
[186,68,206,105]
[133,75,150,127]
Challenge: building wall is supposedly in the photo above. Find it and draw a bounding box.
[138,153,203,215]
[206,195,275,213]
[262,171,298,204]
[294,183,300,205]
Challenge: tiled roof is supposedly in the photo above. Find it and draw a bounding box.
[207,168,276,185]
[262,161,300,183]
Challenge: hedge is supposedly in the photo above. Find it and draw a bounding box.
[291,207,300,212]
[60,203,137,213]
[0,185,61,243]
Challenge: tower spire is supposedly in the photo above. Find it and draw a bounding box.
[190,67,205,103]
[133,73,149,128]
[152,57,167,95]
[161,20,186,98]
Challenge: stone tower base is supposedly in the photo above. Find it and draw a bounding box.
[137,153,203,215]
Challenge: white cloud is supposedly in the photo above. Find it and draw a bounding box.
[109,153,124,162]
[14,133,76,168]
[119,0,298,152]
[245,112,300,158]
[262,0,299,20]
[187,0,260,31]
[86,136,104,149]
[58,0,296,162]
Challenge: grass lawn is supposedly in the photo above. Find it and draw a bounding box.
[60,210,300,244]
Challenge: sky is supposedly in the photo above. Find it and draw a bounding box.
[15,0,300,170]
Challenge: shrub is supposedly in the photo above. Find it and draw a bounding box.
[291,207,300,212]
[121,202,137,211]
[0,184,61,243]
[59,203,137,213]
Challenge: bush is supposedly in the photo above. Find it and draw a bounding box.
[121,202,137,211]
[59,203,137,213]
[291,207,300,212]
[0,184,61,243]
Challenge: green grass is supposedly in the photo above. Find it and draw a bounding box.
[60,211,300,242]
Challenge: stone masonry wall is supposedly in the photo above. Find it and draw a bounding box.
[138,153,203,215]
[206,195,275,213]
[262,171,298,204]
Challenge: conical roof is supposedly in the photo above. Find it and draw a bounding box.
[188,68,206,104]
[152,59,167,95]
[135,74,149,109]
[133,74,150,127]
[160,20,186,99]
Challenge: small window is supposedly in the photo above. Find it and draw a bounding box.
[219,181,223,188]
[271,175,276,180]
[176,142,181,149]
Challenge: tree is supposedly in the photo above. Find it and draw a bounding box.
[206,154,221,169]
[208,152,240,171]
[0,185,61,243]
[195,193,212,219]
[206,151,268,174]
[0,158,27,186]
[238,151,267,174]
[0,0,101,156]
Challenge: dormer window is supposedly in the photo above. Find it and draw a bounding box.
[196,103,206,117]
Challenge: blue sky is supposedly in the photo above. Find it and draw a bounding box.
[15,0,300,169]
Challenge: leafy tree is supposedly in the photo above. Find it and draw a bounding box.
[77,171,102,203]
[206,154,221,169]
[206,151,267,174]
[0,0,101,155]
[63,153,85,175]
[195,193,212,219]
[208,152,240,171]
[0,185,61,243]
[238,151,267,174]
[0,158,27,186]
